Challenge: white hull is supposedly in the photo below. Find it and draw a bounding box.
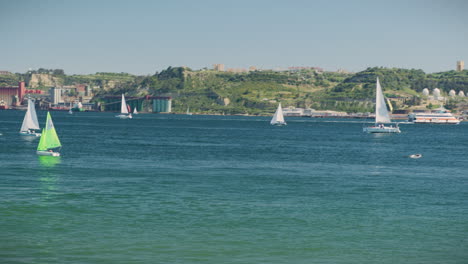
[363,125,400,133]
[271,122,287,126]
[37,150,60,156]
[116,114,132,119]
[20,131,41,137]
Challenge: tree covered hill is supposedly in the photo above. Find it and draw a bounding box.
[2,67,467,114]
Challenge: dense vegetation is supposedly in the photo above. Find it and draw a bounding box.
[1,67,467,114]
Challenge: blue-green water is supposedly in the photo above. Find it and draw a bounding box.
[1,111,467,263]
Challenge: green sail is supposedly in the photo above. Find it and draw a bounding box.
[37,112,61,151]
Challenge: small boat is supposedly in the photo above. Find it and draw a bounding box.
[271,103,287,126]
[133,106,138,115]
[409,154,422,159]
[363,78,400,133]
[186,107,192,115]
[68,102,73,114]
[19,98,41,137]
[116,94,132,119]
[36,112,62,156]
[72,101,84,112]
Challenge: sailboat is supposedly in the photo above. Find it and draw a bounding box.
[133,106,138,115]
[186,107,192,115]
[68,102,73,114]
[20,98,41,136]
[116,94,132,119]
[363,77,400,133]
[37,112,62,156]
[270,103,287,126]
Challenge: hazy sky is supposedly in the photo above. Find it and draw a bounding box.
[1,0,467,75]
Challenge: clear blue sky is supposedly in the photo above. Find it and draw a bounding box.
[1,0,467,75]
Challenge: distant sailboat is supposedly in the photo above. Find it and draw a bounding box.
[363,78,400,133]
[36,112,62,156]
[20,98,41,136]
[116,94,132,119]
[68,102,73,114]
[270,103,287,126]
[186,107,192,115]
[133,106,138,115]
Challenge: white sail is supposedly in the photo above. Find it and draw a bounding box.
[121,94,129,114]
[20,99,40,132]
[133,107,138,114]
[271,103,286,125]
[375,78,391,124]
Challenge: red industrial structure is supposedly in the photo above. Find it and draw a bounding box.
[0,82,25,109]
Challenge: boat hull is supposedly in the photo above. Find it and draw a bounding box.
[19,131,41,137]
[271,122,287,126]
[363,126,400,133]
[116,114,132,119]
[36,150,60,156]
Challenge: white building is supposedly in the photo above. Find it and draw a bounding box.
[283,107,304,116]
[49,87,63,105]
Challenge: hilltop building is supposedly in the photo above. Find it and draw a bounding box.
[227,68,248,73]
[457,61,464,71]
[213,64,225,72]
[288,66,324,73]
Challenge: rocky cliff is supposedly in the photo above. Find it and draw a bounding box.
[28,73,63,88]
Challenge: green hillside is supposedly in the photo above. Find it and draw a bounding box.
[3,67,467,114]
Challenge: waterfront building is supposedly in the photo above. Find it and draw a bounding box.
[0,82,25,108]
[153,97,172,113]
[49,87,63,105]
[283,107,304,117]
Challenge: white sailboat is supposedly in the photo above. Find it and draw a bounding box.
[363,78,400,133]
[68,102,73,114]
[20,98,41,136]
[186,107,192,115]
[133,106,138,115]
[116,94,132,119]
[270,103,287,126]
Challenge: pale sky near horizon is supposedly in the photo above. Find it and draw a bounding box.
[1,0,467,75]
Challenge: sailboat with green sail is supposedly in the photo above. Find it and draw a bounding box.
[37,112,62,156]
